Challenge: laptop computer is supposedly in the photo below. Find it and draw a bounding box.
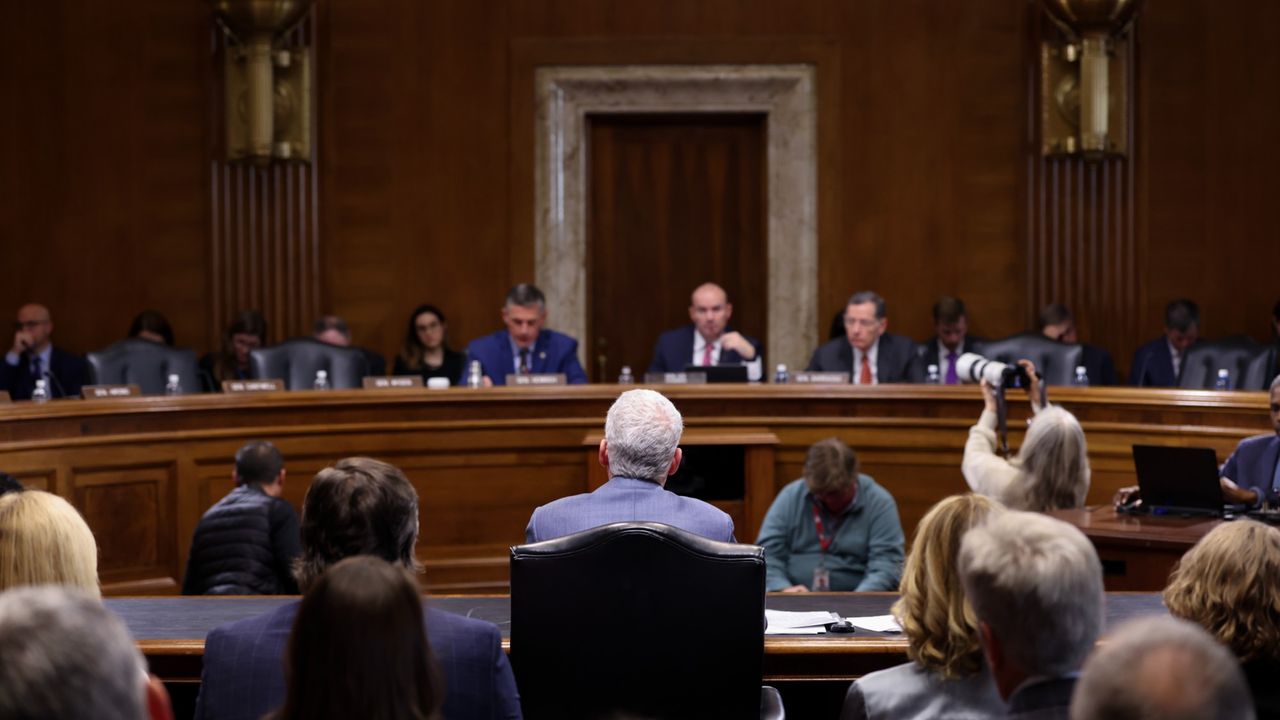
[682,364,749,383]
[1131,444,1230,517]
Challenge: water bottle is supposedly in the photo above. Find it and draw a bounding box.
[1214,368,1231,391]
[774,364,789,384]
[1072,366,1089,387]
[164,373,182,396]
[313,369,330,391]
[618,365,634,384]
[466,360,483,388]
[31,378,49,403]
[926,364,940,384]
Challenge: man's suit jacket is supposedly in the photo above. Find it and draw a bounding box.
[647,325,762,373]
[525,476,736,543]
[1129,337,1189,387]
[1221,433,1280,505]
[1081,344,1118,386]
[915,336,986,377]
[194,601,522,720]
[0,347,88,400]
[806,333,925,383]
[463,329,588,386]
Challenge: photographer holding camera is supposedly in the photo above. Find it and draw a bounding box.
[961,358,1091,511]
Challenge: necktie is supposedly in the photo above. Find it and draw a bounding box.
[859,354,872,385]
[31,355,43,385]
[519,349,531,375]
[702,343,714,367]
[945,350,958,385]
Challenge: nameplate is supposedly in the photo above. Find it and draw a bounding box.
[506,373,567,386]
[643,372,708,385]
[81,384,141,399]
[222,379,284,393]
[362,376,424,390]
[793,372,851,384]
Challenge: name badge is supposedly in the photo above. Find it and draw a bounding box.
[222,379,284,393]
[642,372,708,385]
[81,384,141,399]
[506,373,567,386]
[793,372,851,384]
[362,376,424,389]
[812,565,831,592]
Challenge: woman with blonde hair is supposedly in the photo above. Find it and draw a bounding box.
[0,490,99,597]
[840,493,1006,719]
[1164,519,1280,718]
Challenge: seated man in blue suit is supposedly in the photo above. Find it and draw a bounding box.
[463,283,587,386]
[1219,375,1280,508]
[806,291,924,384]
[0,303,87,399]
[525,389,736,543]
[195,457,522,720]
[648,282,763,381]
[1129,298,1200,387]
[919,295,985,384]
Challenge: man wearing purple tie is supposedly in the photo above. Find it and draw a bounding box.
[919,296,984,385]
[0,303,87,400]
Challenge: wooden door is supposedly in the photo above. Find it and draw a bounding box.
[587,113,767,382]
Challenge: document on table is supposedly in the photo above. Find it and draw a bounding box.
[844,614,902,633]
[764,609,839,635]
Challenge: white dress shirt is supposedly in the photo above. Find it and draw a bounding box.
[692,333,763,382]
[852,339,880,385]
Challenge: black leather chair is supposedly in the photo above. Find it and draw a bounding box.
[249,337,369,390]
[1242,345,1279,391]
[977,333,1083,386]
[1178,338,1260,389]
[85,339,202,395]
[510,522,783,720]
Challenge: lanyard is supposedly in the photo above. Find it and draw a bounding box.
[811,502,838,555]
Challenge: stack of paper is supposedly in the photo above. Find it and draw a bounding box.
[764,609,839,635]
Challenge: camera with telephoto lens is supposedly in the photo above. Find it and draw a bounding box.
[954,353,1030,387]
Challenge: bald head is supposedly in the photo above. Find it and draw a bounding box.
[689,283,732,343]
[13,303,54,355]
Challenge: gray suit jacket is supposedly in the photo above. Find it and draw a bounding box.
[806,332,925,383]
[525,477,736,543]
[841,661,1004,720]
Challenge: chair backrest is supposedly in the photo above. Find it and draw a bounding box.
[1242,345,1278,391]
[1179,339,1261,389]
[249,338,369,390]
[510,522,766,720]
[979,333,1083,386]
[85,339,201,395]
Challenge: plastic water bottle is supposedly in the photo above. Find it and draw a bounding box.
[164,373,182,396]
[618,365,634,384]
[774,364,789,384]
[1214,368,1231,391]
[466,360,483,388]
[926,364,940,384]
[31,378,49,403]
[313,369,330,391]
[1072,366,1089,387]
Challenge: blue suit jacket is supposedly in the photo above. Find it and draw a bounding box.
[0,346,87,399]
[463,329,587,386]
[1221,434,1280,506]
[647,325,762,374]
[525,477,736,543]
[194,601,522,720]
[1129,337,1189,387]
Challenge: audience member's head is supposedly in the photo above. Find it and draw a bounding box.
[803,438,860,514]
[312,315,351,346]
[0,472,23,496]
[894,493,1005,679]
[958,510,1103,699]
[1164,298,1200,351]
[843,290,888,352]
[503,283,547,350]
[931,296,969,352]
[270,556,441,720]
[128,310,174,346]
[400,303,451,369]
[1006,405,1090,511]
[1070,615,1254,720]
[602,389,683,484]
[1163,520,1280,665]
[234,441,286,496]
[0,585,172,720]
[294,457,421,592]
[0,490,99,597]
[1038,303,1078,343]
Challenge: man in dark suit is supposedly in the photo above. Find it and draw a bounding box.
[463,283,587,386]
[1129,298,1200,387]
[919,296,984,384]
[648,282,763,380]
[1219,375,1280,508]
[194,457,521,720]
[0,303,87,399]
[806,291,923,384]
[1037,303,1117,386]
[313,314,386,377]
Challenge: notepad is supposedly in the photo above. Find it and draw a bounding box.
[844,615,902,633]
[764,609,839,635]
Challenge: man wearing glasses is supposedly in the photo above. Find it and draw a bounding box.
[806,291,924,384]
[0,303,87,400]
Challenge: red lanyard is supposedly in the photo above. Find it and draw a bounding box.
[811,503,835,554]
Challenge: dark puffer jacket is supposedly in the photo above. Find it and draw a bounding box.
[182,484,301,595]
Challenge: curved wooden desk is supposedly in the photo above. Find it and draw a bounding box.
[0,385,1268,594]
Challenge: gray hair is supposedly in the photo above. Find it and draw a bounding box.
[958,510,1103,678]
[1070,616,1254,720]
[604,389,683,482]
[1007,405,1090,511]
[505,283,546,310]
[0,586,146,720]
[847,291,886,319]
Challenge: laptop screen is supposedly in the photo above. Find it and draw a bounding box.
[1131,444,1224,516]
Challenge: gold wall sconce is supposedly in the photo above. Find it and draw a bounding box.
[1039,0,1141,159]
[207,1,314,163]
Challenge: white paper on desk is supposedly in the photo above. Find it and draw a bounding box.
[844,614,902,633]
[764,609,839,634]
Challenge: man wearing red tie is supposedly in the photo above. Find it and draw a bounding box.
[805,291,924,384]
[647,283,763,380]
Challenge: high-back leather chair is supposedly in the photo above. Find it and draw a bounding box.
[510,522,782,720]
[1179,339,1260,389]
[86,339,202,395]
[978,333,1083,386]
[249,338,369,390]
[1242,345,1279,391]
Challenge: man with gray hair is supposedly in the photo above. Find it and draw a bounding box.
[525,389,735,542]
[0,586,172,720]
[1070,615,1255,720]
[806,291,924,384]
[463,283,588,386]
[958,510,1103,719]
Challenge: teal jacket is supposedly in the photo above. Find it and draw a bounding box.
[755,475,904,592]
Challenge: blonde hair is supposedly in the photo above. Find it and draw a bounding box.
[1163,519,1280,663]
[0,491,100,598]
[893,493,1004,678]
[1006,405,1090,511]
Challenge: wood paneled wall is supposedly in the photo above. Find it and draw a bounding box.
[1,0,1276,375]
